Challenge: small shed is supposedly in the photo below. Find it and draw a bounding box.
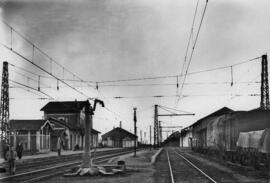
[101,127,137,148]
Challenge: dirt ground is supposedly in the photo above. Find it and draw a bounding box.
[39,147,269,183]
[40,149,157,183]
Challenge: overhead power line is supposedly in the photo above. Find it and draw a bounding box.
[9,55,261,86]
[9,63,52,79]
[0,19,95,100]
[0,19,153,128]
[110,93,259,99]
[10,83,46,99]
[177,0,209,103]
[158,105,194,114]
[11,69,51,88]
[178,0,200,101]
[9,80,54,99]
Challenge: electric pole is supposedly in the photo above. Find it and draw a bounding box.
[153,104,195,148]
[260,54,270,109]
[149,125,152,145]
[144,131,146,144]
[0,61,9,159]
[154,105,158,147]
[133,107,137,157]
[140,130,142,144]
[159,121,162,145]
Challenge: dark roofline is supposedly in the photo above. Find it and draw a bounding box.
[190,107,234,127]
[40,100,90,112]
[9,119,51,131]
[102,127,137,139]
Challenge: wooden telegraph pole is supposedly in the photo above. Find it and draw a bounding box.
[149,125,151,145]
[149,125,152,150]
[133,107,137,157]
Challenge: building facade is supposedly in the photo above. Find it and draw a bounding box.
[41,100,100,150]
[9,119,53,153]
[102,127,137,148]
[190,107,234,148]
[179,127,192,148]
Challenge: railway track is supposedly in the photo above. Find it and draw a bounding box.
[169,149,217,183]
[0,148,137,183]
[154,147,217,183]
[0,148,123,172]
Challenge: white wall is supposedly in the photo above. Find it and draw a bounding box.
[181,131,192,147]
[123,140,135,148]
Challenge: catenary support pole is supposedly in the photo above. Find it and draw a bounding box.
[154,105,158,147]
[149,125,152,150]
[133,107,137,157]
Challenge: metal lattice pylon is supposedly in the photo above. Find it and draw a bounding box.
[0,61,9,143]
[154,105,158,147]
[260,55,270,110]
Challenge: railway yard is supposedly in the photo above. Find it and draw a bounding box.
[1,1,270,183]
[0,147,269,183]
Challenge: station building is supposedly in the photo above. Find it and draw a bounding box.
[9,100,100,153]
[101,127,137,148]
[40,100,100,150]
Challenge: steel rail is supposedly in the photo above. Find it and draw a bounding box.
[166,150,175,183]
[20,151,132,183]
[0,149,137,182]
[174,151,217,183]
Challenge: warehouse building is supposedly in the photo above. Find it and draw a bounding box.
[190,107,234,148]
[102,126,137,148]
[179,127,192,148]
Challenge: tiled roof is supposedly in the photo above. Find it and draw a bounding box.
[40,101,89,112]
[101,127,137,140]
[10,120,47,131]
[9,118,100,135]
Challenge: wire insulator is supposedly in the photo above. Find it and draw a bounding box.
[38,75,40,91]
[231,66,233,86]
[57,79,59,90]
[176,76,179,88]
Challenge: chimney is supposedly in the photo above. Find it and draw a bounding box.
[119,121,122,128]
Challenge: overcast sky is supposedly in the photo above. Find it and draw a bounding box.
[1,0,270,141]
